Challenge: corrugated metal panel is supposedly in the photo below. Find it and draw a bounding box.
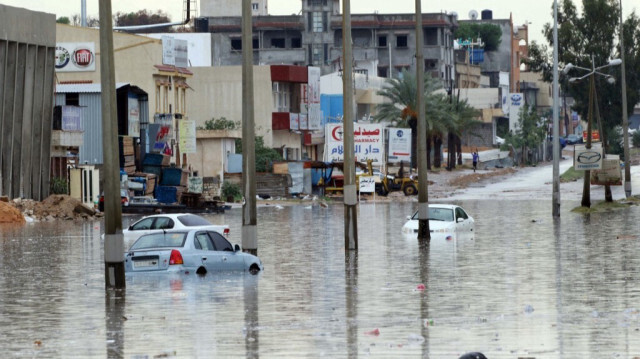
[56,82,129,94]
[54,94,65,106]
[79,93,104,165]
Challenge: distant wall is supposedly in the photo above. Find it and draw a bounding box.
[0,5,56,200]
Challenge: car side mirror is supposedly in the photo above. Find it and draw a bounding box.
[234,244,241,252]
[128,225,133,230]
[457,218,464,223]
[406,216,411,220]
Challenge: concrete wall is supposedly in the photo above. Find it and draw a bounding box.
[0,5,56,201]
[201,0,268,17]
[55,24,163,116]
[188,66,302,155]
[192,129,240,181]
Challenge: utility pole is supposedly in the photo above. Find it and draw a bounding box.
[619,0,631,198]
[99,0,125,289]
[582,73,595,208]
[552,0,561,217]
[342,0,358,250]
[241,0,257,255]
[415,0,430,241]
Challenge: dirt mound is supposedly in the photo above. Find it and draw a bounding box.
[0,200,26,224]
[12,195,101,221]
[448,167,517,188]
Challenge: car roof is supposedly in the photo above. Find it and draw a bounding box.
[428,204,458,210]
[136,213,203,220]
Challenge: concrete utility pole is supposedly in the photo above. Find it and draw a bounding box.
[619,0,632,198]
[342,0,358,250]
[241,0,257,255]
[99,0,125,289]
[552,0,561,217]
[415,0,430,241]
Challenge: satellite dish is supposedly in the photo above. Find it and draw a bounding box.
[469,10,478,20]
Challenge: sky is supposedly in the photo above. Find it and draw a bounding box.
[3,0,640,46]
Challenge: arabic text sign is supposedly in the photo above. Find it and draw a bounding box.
[388,127,411,163]
[359,176,376,193]
[179,118,197,154]
[574,144,603,170]
[326,124,383,164]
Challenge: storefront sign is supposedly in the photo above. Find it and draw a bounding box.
[55,43,95,72]
[325,123,383,164]
[574,144,603,170]
[179,118,196,154]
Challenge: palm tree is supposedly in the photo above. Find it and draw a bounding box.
[374,70,446,169]
[444,94,482,169]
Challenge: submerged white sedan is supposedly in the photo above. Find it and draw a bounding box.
[402,204,474,236]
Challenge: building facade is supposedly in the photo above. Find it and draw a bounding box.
[198,0,458,87]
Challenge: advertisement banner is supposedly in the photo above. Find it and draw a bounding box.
[508,93,523,133]
[306,67,322,130]
[591,155,622,185]
[574,144,603,170]
[388,127,411,163]
[289,113,299,131]
[179,118,197,154]
[55,43,96,72]
[162,36,175,65]
[359,176,376,193]
[128,97,140,137]
[326,123,383,164]
[175,39,189,68]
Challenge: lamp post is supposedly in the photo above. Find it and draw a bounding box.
[619,0,631,198]
[564,56,621,207]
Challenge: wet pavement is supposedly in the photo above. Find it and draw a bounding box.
[1,199,640,358]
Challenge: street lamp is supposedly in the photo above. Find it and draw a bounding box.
[564,55,621,207]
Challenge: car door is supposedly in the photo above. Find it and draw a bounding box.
[455,207,472,232]
[208,231,245,271]
[191,231,224,271]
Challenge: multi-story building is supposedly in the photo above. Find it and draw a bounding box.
[197,0,458,88]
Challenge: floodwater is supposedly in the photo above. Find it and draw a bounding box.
[1,200,640,358]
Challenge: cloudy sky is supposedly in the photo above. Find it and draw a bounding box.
[3,0,640,46]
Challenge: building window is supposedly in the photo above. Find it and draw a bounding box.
[272,82,291,112]
[378,35,387,47]
[292,38,302,48]
[271,38,285,48]
[425,28,438,46]
[308,0,326,6]
[312,12,323,32]
[65,93,80,106]
[377,67,388,78]
[252,3,259,10]
[310,44,323,65]
[396,35,408,48]
[231,38,242,50]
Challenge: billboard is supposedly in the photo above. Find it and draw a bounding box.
[179,118,197,154]
[508,93,523,133]
[162,36,189,68]
[55,43,95,72]
[326,123,383,164]
[388,127,411,163]
[305,67,322,130]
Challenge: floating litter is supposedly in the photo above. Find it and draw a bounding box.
[364,328,380,336]
[416,284,426,291]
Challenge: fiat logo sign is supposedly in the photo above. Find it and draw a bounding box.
[72,48,94,68]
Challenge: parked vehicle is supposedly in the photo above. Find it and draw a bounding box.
[566,134,583,145]
[124,230,263,275]
[123,213,229,249]
[402,204,474,235]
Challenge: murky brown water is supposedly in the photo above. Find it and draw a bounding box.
[1,200,639,358]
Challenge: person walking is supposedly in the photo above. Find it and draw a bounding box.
[472,151,479,172]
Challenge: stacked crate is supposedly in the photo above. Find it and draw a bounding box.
[156,167,188,204]
[119,136,136,174]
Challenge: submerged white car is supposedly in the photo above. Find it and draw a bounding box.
[402,204,474,236]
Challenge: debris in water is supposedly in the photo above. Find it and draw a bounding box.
[416,283,426,291]
[524,304,534,314]
[364,328,380,336]
[458,352,488,359]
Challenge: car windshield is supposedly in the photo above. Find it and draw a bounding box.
[428,207,454,222]
[177,214,212,227]
[130,232,187,250]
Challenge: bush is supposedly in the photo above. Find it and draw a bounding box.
[221,181,242,202]
[50,177,68,194]
[632,131,640,148]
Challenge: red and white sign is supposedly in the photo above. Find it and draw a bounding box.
[388,127,411,163]
[325,123,383,164]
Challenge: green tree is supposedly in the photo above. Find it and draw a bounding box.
[524,0,640,154]
[199,117,239,130]
[454,23,502,51]
[113,9,172,32]
[504,104,547,165]
[374,70,449,169]
[235,136,283,173]
[56,17,70,25]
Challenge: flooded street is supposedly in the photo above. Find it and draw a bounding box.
[1,199,640,358]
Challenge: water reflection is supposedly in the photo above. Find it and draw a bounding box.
[0,201,640,357]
